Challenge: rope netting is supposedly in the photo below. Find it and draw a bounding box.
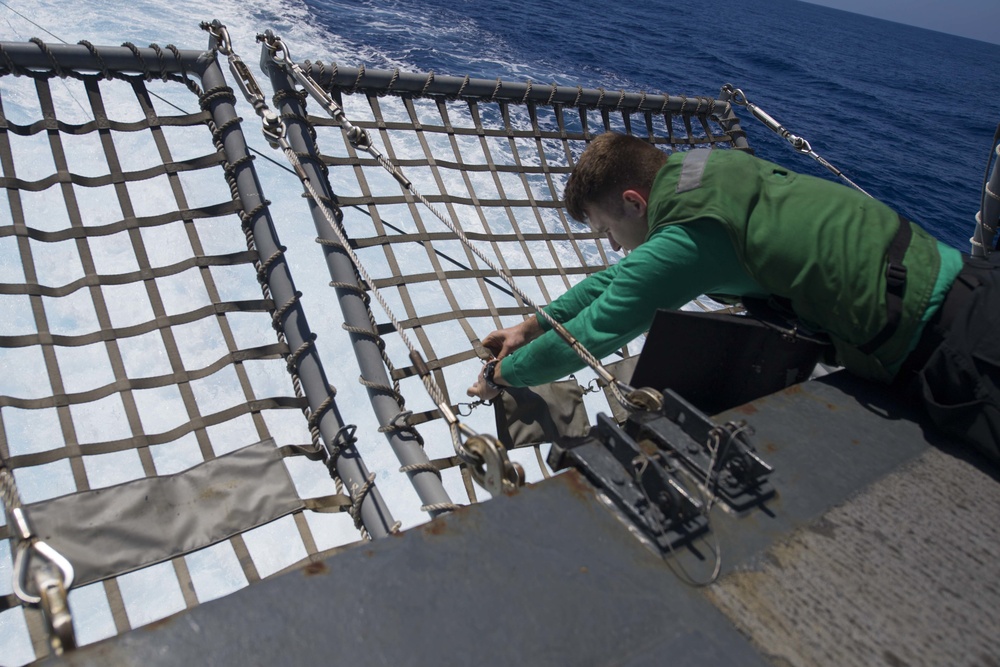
[267,62,748,508]
[0,41,394,661]
[0,35,750,662]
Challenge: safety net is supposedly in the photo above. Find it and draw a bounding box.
[0,39,396,661]
[263,58,749,509]
[0,31,751,662]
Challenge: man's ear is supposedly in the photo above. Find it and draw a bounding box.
[621,189,648,217]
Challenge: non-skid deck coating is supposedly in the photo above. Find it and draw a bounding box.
[709,373,1000,666]
[45,372,1000,666]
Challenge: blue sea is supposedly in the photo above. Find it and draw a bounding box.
[1,0,999,660]
[303,0,1000,251]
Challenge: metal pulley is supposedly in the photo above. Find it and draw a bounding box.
[625,386,664,413]
[463,433,525,496]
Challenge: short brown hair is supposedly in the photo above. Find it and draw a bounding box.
[563,132,668,222]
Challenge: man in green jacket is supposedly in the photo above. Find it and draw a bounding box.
[467,132,999,463]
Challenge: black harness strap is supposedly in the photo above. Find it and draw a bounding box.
[858,214,912,355]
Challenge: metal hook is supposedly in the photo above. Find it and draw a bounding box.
[13,538,75,605]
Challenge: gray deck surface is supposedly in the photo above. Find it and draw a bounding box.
[46,373,1000,666]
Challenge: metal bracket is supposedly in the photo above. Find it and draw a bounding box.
[628,390,774,511]
[548,414,707,553]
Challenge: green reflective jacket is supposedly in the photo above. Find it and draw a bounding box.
[648,149,953,381]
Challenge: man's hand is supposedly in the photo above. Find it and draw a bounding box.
[466,362,502,401]
[469,316,544,399]
[481,315,544,359]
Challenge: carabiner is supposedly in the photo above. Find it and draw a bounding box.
[13,538,75,605]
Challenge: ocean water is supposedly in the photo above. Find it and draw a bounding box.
[1,0,999,660]
[303,0,1000,250]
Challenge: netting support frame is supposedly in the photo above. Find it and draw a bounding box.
[264,60,457,514]
[198,52,398,538]
[0,40,398,539]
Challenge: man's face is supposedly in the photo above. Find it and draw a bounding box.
[584,192,648,252]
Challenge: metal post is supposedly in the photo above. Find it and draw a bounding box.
[262,55,456,514]
[718,85,753,153]
[973,139,1000,257]
[198,56,399,538]
[295,64,732,117]
[0,42,209,74]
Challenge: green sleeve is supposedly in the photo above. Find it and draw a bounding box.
[539,262,622,330]
[501,221,764,387]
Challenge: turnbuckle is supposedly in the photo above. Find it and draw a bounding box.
[724,85,812,154]
[258,31,376,156]
[722,84,872,197]
[202,21,288,150]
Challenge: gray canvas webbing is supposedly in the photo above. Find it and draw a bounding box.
[0,44,399,652]
[21,78,90,493]
[0,152,221,191]
[431,97,509,335]
[0,111,208,137]
[129,76,274,450]
[277,65,745,493]
[494,381,591,450]
[3,397,308,469]
[0,343,287,411]
[0,199,242,243]
[369,265,595,291]
[0,299,273,348]
[0,251,258,297]
[25,440,304,587]
[506,100,581,296]
[361,93,470,405]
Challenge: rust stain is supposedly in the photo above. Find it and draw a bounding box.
[199,480,238,502]
[199,487,223,501]
[736,403,758,416]
[763,441,778,454]
[303,561,329,577]
[562,469,597,502]
[423,519,447,536]
[146,616,176,632]
[579,566,589,574]
[783,384,803,396]
[826,402,837,411]
[638,438,659,457]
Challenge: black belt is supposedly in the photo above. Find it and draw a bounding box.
[896,256,986,380]
[858,215,912,355]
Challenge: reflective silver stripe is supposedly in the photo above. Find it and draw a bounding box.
[676,149,712,193]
